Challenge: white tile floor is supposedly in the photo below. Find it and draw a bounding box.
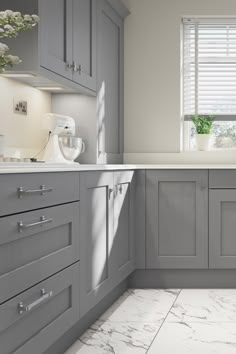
[65,289,236,354]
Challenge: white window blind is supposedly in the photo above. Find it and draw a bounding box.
[183,18,236,120]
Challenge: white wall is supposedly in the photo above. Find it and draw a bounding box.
[0,77,51,157]
[124,0,236,155]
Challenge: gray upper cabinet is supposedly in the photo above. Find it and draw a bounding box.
[146,170,209,269]
[112,171,135,283]
[72,0,96,91]
[40,0,73,80]
[97,0,124,164]
[0,0,96,93]
[79,171,114,317]
[209,190,236,269]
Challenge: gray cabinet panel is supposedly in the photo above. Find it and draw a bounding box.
[0,262,79,354]
[146,170,208,269]
[209,170,236,189]
[79,171,113,317]
[113,171,135,283]
[72,0,96,91]
[209,190,236,268]
[97,0,124,163]
[40,0,73,79]
[0,202,79,304]
[0,172,79,216]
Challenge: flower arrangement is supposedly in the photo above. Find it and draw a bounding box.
[0,10,39,72]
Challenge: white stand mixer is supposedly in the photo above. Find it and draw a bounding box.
[42,113,85,164]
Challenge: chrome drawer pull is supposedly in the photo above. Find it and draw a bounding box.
[17,185,53,199]
[18,288,53,315]
[18,216,53,233]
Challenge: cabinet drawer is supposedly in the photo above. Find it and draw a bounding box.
[0,202,79,304]
[0,262,80,354]
[209,170,236,189]
[0,172,80,216]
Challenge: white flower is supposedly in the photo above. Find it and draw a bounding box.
[31,14,39,23]
[4,24,14,31]
[24,14,32,21]
[6,54,21,64]
[0,42,9,56]
[13,12,21,17]
[5,10,14,17]
[0,28,4,34]
[0,11,7,19]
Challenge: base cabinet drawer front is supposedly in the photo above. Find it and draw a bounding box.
[0,262,80,354]
[209,170,236,189]
[0,202,79,304]
[209,190,236,268]
[79,171,114,317]
[0,172,80,216]
[146,170,209,269]
[112,171,135,284]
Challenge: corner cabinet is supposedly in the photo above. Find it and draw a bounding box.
[146,170,209,269]
[97,0,125,163]
[79,170,135,317]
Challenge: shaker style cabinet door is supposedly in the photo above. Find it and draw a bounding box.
[72,0,96,91]
[209,190,236,268]
[39,0,73,79]
[146,170,209,269]
[97,0,124,163]
[112,171,135,284]
[79,172,114,317]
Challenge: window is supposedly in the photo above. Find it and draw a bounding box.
[183,18,236,150]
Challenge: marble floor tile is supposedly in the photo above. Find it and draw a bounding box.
[167,289,236,322]
[147,321,236,354]
[64,320,162,354]
[100,289,180,323]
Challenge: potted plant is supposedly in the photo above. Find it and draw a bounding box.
[0,10,39,73]
[192,115,215,151]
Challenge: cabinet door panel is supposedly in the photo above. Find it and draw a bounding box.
[146,170,208,269]
[79,172,113,317]
[40,0,73,79]
[209,190,236,268]
[113,171,135,283]
[72,0,96,90]
[97,0,124,163]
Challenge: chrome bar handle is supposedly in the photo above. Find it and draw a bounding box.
[18,216,53,233]
[18,289,53,315]
[17,185,53,199]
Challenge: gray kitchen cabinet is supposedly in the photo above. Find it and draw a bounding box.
[209,190,236,268]
[112,171,135,283]
[0,262,80,354]
[146,170,208,269]
[79,170,135,317]
[97,0,124,163]
[79,171,114,317]
[0,0,96,94]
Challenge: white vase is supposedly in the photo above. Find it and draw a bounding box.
[195,134,212,151]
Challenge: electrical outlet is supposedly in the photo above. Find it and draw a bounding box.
[14,100,28,115]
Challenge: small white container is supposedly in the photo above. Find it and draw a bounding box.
[195,134,212,151]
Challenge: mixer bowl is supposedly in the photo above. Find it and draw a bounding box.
[59,136,85,161]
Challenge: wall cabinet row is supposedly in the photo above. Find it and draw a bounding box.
[79,170,135,317]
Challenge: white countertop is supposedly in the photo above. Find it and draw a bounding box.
[1,162,236,173]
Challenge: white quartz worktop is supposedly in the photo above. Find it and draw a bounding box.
[1,162,236,173]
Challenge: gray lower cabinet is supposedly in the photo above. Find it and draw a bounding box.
[79,170,135,317]
[0,262,79,354]
[113,171,135,283]
[146,170,209,269]
[97,0,124,163]
[209,190,236,268]
[79,171,114,317]
[0,202,79,304]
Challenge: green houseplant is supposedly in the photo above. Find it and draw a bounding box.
[191,115,214,151]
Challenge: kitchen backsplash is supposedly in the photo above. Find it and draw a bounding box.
[0,77,51,158]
